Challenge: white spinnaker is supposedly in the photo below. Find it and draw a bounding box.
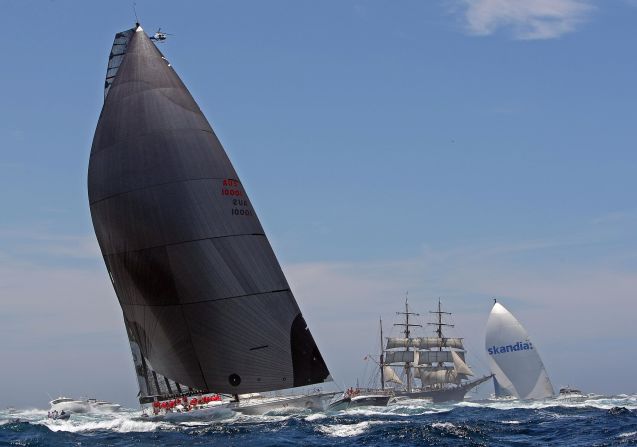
[485,302,554,399]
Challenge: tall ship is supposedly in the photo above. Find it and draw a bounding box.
[88,23,333,415]
[378,299,492,403]
[485,300,554,400]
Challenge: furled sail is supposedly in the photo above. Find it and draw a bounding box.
[386,337,464,350]
[386,338,419,349]
[384,351,419,364]
[417,350,453,364]
[383,366,403,385]
[88,25,330,402]
[485,302,554,399]
[418,367,459,385]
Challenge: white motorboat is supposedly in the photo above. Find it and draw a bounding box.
[49,397,121,413]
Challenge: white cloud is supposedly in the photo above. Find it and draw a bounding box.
[0,228,101,261]
[458,0,593,40]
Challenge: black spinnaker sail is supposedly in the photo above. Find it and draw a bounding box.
[88,25,330,404]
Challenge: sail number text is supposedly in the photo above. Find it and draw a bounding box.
[221,179,252,217]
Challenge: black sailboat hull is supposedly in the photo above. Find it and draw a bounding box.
[395,375,493,403]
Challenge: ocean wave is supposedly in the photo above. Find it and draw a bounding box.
[618,431,637,438]
[44,416,169,433]
[1,395,637,445]
[317,420,387,438]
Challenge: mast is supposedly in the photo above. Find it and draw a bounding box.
[428,298,453,344]
[379,317,385,390]
[427,299,453,389]
[394,294,421,393]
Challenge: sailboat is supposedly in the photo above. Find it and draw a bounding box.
[485,301,554,400]
[88,23,334,416]
[379,299,492,403]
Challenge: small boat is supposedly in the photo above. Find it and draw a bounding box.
[559,386,582,396]
[47,410,71,421]
[49,397,121,413]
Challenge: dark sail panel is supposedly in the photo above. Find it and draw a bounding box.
[89,25,330,399]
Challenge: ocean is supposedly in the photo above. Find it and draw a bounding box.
[1,394,636,446]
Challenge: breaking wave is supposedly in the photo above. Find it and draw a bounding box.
[1,394,636,445]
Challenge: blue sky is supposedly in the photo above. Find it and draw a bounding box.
[0,0,636,407]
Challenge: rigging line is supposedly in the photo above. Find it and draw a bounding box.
[89,172,241,207]
[178,303,210,391]
[121,288,293,307]
[89,128,219,157]
[104,232,267,257]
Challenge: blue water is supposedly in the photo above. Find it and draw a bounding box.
[2,395,636,446]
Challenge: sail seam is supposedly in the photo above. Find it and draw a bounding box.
[89,175,238,207]
[104,233,266,257]
[121,288,292,307]
[177,300,210,391]
[90,128,217,156]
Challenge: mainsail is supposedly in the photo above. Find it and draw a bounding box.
[88,24,330,403]
[485,302,554,399]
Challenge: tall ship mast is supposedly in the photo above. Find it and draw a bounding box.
[88,23,332,413]
[380,298,492,403]
[392,297,421,393]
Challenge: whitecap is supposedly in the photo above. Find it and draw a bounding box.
[317,420,387,438]
[304,412,327,421]
[618,431,637,438]
[431,422,456,429]
[43,414,170,433]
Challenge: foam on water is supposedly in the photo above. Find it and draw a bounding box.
[619,431,637,438]
[44,416,167,433]
[317,420,388,438]
[304,412,328,422]
[431,422,456,429]
[1,394,635,445]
